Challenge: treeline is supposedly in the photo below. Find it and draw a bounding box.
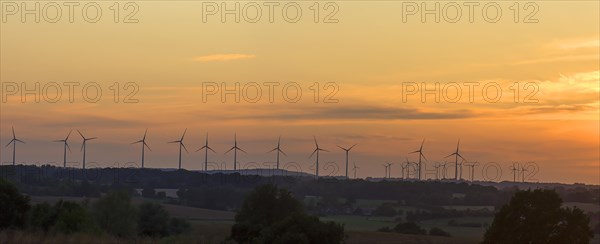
[0,177,191,239]
[2,165,598,211]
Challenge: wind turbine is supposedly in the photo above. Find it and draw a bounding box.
[54,130,72,168]
[337,143,357,178]
[6,127,25,166]
[352,162,359,179]
[445,139,465,181]
[309,136,328,178]
[465,162,479,181]
[386,162,393,178]
[510,163,519,182]
[268,136,286,170]
[520,166,528,182]
[168,129,188,170]
[434,163,442,180]
[382,164,389,178]
[410,139,427,180]
[225,133,246,171]
[196,133,216,171]
[77,130,97,169]
[132,129,151,168]
[403,157,411,179]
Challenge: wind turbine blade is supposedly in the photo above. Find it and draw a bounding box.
[309,149,317,158]
[181,129,187,140]
[54,140,64,142]
[88,137,97,140]
[225,147,235,154]
[279,149,287,156]
[168,141,179,144]
[458,153,466,160]
[349,144,357,150]
[5,139,15,147]
[144,142,152,151]
[420,139,425,150]
[181,143,189,153]
[267,148,278,153]
[66,130,72,140]
[238,147,248,154]
[337,145,345,151]
[77,130,85,139]
[207,146,216,154]
[409,150,419,154]
[421,153,428,161]
[12,127,16,138]
[80,142,85,152]
[195,146,205,152]
[132,140,143,144]
[313,136,318,147]
[15,139,25,144]
[456,139,460,151]
[320,148,330,152]
[143,128,148,140]
[278,136,281,146]
[66,143,72,152]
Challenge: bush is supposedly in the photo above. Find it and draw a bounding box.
[138,202,169,237]
[429,227,451,237]
[0,178,30,229]
[168,217,191,235]
[92,191,138,237]
[393,222,426,235]
[52,200,98,234]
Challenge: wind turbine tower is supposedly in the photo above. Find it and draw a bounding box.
[268,136,286,170]
[445,139,465,181]
[54,130,72,168]
[168,129,188,170]
[196,133,216,171]
[77,130,97,169]
[6,127,25,166]
[309,136,328,178]
[132,129,151,168]
[225,133,246,171]
[337,144,357,178]
[410,139,427,180]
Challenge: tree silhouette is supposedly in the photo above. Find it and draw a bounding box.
[0,178,30,229]
[231,184,345,243]
[483,189,593,244]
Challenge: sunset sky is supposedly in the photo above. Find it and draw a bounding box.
[1,1,598,184]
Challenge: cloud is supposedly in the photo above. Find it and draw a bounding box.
[550,37,600,50]
[192,54,256,62]
[512,54,598,65]
[205,105,477,121]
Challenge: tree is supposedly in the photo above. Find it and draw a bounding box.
[0,178,30,229]
[138,202,169,237]
[483,189,593,244]
[52,200,98,234]
[28,200,98,234]
[231,184,345,244]
[92,190,138,237]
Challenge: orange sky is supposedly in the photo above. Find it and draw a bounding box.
[1,1,598,184]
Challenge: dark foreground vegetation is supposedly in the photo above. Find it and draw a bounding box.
[1,165,598,243]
